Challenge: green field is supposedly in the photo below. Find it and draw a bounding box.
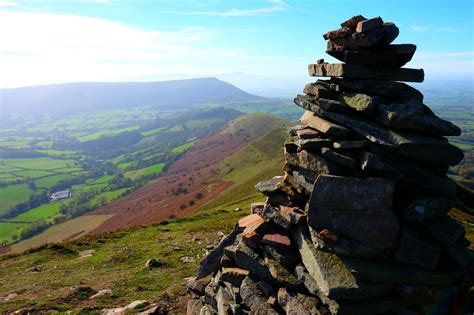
[10,203,62,223]
[1,158,79,171]
[0,222,26,243]
[124,163,165,180]
[13,169,54,179]
[35,174,76,189]
[0,185,34,215]
[141,127,165,137]
[90,188,129,206]
[171,140,197,154]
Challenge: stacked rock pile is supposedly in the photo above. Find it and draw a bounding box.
[186,16,473,315]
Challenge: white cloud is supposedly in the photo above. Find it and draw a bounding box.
[167,0,304,17]
[411,24,458,32]
[0,1,42,11]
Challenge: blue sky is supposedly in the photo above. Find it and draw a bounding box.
[0,0,472,88]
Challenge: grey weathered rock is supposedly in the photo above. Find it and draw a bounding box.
[309,225,390,259]
[291,225,393,300]
[308,175,399,251]
[304,82,338,99]
[296,128,320,139]
[284,149,344,175]
[297,138,333,151]
[234,242,271,279]
[320,147,356,168]
[300,111,350,137]
[308,63,424,82]
[327,44,417,68]
[375,101,462,136]
[323,27,353,40]
[277,288,322,315]
[341,15,367,29]
[293,102,464,166]
[221,268,249,287]
[342,255,461,286]
[356,17,383,33]
[216,285,234,315]
[292,171,314,193]
[264,253,301,289]
[360,151,457,195]
[394,227,441,270]
[240,277,279,314]
[400,194,454,222]
[333,140,366,149]
[197,224,241,278]
[338,77,423,101]
[328,23,399,51]
[338,93,380,113]
[418,215,465,244]
[187,276,212,296]
[187,299,204,315]
[263,244,300,267]
[255,176,284,196]
[262,205,290,229]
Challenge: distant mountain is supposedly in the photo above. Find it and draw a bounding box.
[0,77,264,117]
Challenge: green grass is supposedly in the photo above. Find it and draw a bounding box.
[35,174,75,189]
[141,127,166,137]
[449,140,474,151]
[0,222,26,243]
[1,158,79,171]
[10,203,62,223]
[171,140,197,154]
[37,150,77,157]
[77,126,140,142]
[0,185,34,215]
[124,163,165,180]
[185,118,223,130]
[13,169,55,179]
[90,188,129,206]
[117,161,138,170]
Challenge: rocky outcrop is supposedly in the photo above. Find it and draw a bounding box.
[186,15,472,315]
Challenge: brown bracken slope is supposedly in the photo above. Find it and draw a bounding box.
[87,113,288,235]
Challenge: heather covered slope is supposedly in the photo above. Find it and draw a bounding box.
[0,119,289,313]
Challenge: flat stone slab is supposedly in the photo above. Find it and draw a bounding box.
[320,147,356,168]
[333,140,366,149]
[338,78,423,101]
[360,151,457,196]
[308,174,399,251]
[292,225,393,300]
[197,225,241,278]
[284,149,344,175]
[255,176,284,196]
[304,82,338,99]
[293,98,464,166]
[394,227,441,270]
[327,44,416,68]
[356,17,383,33]
[341,255,462,286]
[300,111,350,137]
[296,128,320,139]
[308,63,424,82]
[297,138,333,151]
[400,194,453,222]
[240,276,279,315]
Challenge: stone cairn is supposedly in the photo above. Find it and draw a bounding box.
[186,16,473,315]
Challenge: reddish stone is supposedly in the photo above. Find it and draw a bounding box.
[317,229,340,245]
[279,206,306,225]
[341,15,367,29]
[323,27,353,40]
[262,232,291,247]
[238,214,264,229]
[356,17,383,33]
